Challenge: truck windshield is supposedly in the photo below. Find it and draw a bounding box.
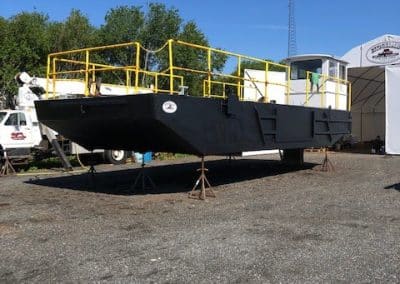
[0,112,7,123]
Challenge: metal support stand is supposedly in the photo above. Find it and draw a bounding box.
[86,152,97,189]
[131,161,156,192]
[0,151,16,176]
[318,148,334,172]
[189,157,215,200]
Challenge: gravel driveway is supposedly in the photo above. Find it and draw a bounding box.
[0,152,399,282]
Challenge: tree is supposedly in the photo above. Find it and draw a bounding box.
[0,12,50,107]
[48,9,99,53]
[98,3,227,95]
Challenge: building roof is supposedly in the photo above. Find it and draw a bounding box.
[283,54,349,65]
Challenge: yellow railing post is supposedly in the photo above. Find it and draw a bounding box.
[207,49,211,97]
[264,62,269,103]
[305,71,310,106]
[46,56,50,99]
[92,64,96,82]
[155,74,158,93]
[286,66,291,105]
[52,57,57,99]
[168,39,174,94]
[135,42,140,93]
[335,78,339,109]
[84,50,89,97]
[237,56,241,100]
[126,69,130,94]
[320,74,324,108]
[348,82,352,111]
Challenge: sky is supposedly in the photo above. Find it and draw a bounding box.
[1,0,400,63]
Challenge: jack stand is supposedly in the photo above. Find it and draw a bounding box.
[226,154,236,165]
[86,153,97,189]
[318,148,335,172]
[189,157,215,200]
[227,154,236,161]
[0,152,16,176]
[130,162,156,193]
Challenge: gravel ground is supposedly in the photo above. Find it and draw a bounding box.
[0,152,399,283]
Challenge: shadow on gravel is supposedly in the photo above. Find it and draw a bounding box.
[26,158,317,196]
[384,183,400,192]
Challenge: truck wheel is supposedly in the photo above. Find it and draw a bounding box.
[104,150,128,165]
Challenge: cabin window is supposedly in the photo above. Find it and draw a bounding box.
[4,113,27,126]
[339,64,346,80]
[19,113,27,126]
[329,61,337,77]
[0,112,6,124]
[290,59,322,80]
[5,113,18,126]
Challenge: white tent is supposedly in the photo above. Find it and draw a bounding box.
[342,34,400,154]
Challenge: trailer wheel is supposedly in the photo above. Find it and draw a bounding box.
[104,150,128,165]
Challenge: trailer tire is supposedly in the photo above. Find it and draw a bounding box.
[104,150,128,165]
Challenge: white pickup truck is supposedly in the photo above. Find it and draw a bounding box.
[0,72,130,167]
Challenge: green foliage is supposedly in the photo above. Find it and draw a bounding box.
[0,12,50,107]
[50,9,99,52]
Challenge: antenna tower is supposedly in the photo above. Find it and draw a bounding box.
[288,0,297,57]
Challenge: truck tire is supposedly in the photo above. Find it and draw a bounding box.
[104,150,128,165]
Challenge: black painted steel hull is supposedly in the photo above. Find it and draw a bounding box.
[34,94,351,156]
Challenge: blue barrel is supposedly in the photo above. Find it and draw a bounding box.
[135,152,152,164]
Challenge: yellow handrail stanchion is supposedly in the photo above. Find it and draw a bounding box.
[126,69,130,95]
[92,64,96,83]
[135,42,140,93]
[52,57,57,99]
[348,82,352,111]
[322,75,326,108]
[207,49,211,98]
[168,39,174,94]
[46,56,50,99]
[320,74,324,108]
[264,62,269,103]
[84,50,89,97]
[237,56,241,100]
[155,74,158,93]
[335,78,339,109]
[286,66,291,105]
[305,71,310,106]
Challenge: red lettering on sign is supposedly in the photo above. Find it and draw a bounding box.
[11,132,26,140]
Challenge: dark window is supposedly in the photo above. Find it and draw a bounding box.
[290,59,322,80]
[339,64,346,80]
[329,61,337,77]
[19,113,27,126]
[5,113,18,126]
[0,112,6,123]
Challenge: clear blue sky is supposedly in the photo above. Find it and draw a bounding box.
[1,0,400,62]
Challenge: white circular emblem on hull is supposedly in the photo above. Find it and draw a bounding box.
[162,101,177,113]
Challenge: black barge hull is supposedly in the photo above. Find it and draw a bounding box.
[34,94,351,156]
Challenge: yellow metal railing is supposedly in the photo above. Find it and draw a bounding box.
[46,39,291,103]
[305,71,352,111]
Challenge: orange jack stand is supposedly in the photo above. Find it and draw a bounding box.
[318,148,335,172]
[188,157,215,200]
[0,151,16,176]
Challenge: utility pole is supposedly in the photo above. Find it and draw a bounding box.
[288,0,297,57]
